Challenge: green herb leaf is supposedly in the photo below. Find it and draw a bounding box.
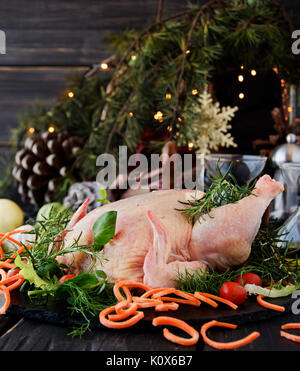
[14,255,55,291]
[58,273,99,291]
[96,189,111,204]
[92,211,117,249]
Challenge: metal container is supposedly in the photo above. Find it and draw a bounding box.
[270,133,300,168]
[270,134,300,222]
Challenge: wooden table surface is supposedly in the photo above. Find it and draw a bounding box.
[1,308,300,352]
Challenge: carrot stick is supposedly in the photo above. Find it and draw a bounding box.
[0,234,23,249]
[121,281,152,292]
[281,323,300,330]
[0,286,10,315]
[141,288,170,298]
[194,292,218,308]
[280,323,300,342]
[200,320,260,349]
[151,288,177,299]
[0,269,7,281]
[0,230,28,259]
[0,262,17,270]
[131,296,163,309]
[280,330,300,343]
[108,302,139,321]
[173,290,201,306]
[198,292,238,310]
[157,296,199,306]
[155,302,179,312]
[0,274,24,291]
[113,280,132,303]
[257,295,285,312]
[153,289,200,306]
[99,305,144,329]
[152,316,199,346]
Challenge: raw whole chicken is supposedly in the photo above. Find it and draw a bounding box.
[56,174,283,288]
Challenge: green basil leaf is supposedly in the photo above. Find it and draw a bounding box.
[92,211,117,248]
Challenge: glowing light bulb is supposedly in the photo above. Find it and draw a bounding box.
[27,127,35,135]
[192,89,198,95]
[185,49,191,55]
[154,111,163,121]
[188,142,194,149]
[251,69,257,76]
[48,126,55,133]
[165,93,172,99]
[288,106,292,112]
[238,75,244,82]
[100,63,108,70]
[68,91,74,98]
[131,55,137,61]
[129,112,134,117]
[238,93,245,100]
[240,65,244,70]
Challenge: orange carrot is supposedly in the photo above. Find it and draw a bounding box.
[141,288,170,298]
[0,269,7,281]
[198,292,238,310]
[200,320,260,349]
[0,230,28,259]
[257,295,285,312]
[121,281,151,292]
[281,323,300,330]
[151,288,177,299]
[108,302,139,321]
[152,316,199,346]
[155,289,200,307]
[132,296,164,309]
[155,302,179,312]
[280,323,300,343]
[0,261,17,269]
[0,233,23,249]
[194,292,218,308]
[173,290,200,306]
[113,280,132,303]
[158,296,199,306]
[0,274,24,291]
[0,286,10,315]
[99,305,144,329]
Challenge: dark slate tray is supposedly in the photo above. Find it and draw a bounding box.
[6,291,292,331]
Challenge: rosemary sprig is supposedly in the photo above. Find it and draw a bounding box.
[177,162,256,223]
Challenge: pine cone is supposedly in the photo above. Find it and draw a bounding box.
[12,130,82,207]
[63,181,115,212]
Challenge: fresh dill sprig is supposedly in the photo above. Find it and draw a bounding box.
[177,162,256,223]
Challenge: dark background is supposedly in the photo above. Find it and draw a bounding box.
[0,0,299,150]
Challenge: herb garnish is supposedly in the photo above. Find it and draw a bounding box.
[6,205,118,337]
[177,162,256,223]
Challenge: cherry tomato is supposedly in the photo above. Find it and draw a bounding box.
[58,274,76,283]
[7,268,21,278]
[235,273,262,287]
[219,282,247,305]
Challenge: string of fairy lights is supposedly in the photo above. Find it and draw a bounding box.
[26,55,292,144]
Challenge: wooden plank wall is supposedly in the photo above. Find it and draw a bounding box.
[0,0,192,142]
[0,0,299,143]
